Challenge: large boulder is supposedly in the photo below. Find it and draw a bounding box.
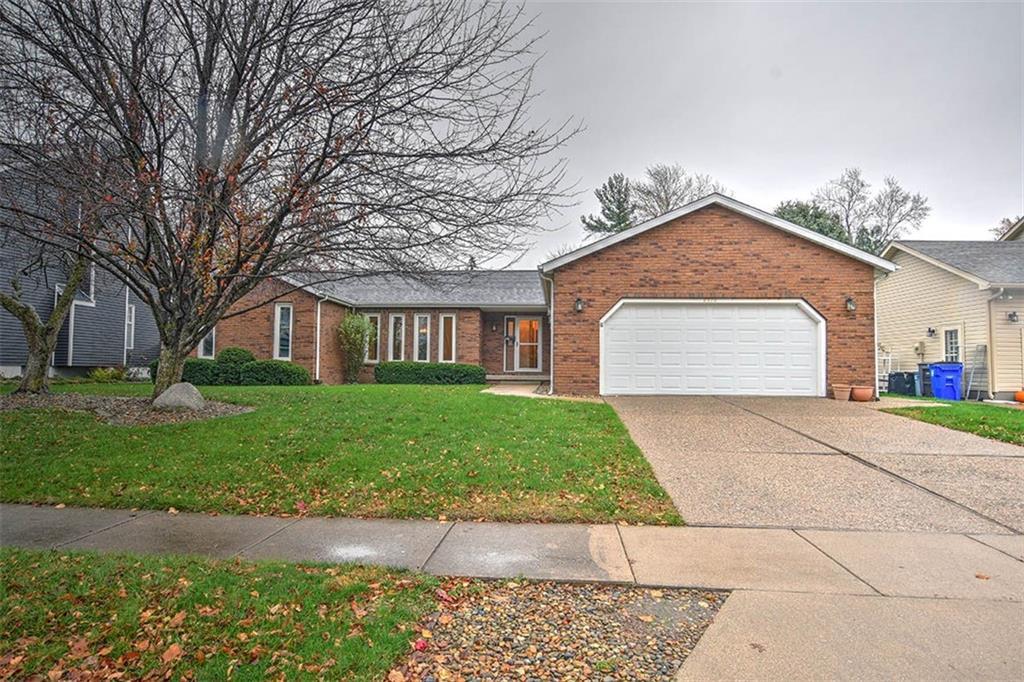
[153,382,206,411]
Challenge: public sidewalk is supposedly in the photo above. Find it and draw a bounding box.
[2,503,1021,599]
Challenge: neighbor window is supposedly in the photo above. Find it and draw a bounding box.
[440,314,456,363]
[389,314,405,361]
[274,303,293,360]
[199,327,215,359]
[943,328,960,362]
[365,314,380,363]
[125,304,136,351]
[415,314,430,362]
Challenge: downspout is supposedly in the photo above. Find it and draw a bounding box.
[314,296,327,383]
[873,273,881,398]
[539,270,555,394]
[985,288,1004,399]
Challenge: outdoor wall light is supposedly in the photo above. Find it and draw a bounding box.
[574,297,585,313]
[1009,311,1020,323]
[845,297,857,312]
[927,327,937,337]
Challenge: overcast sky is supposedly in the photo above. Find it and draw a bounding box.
[512,0,1023,267]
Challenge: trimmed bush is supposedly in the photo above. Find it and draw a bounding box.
[374,361,486,385]
[149,357,219,385]
[239,359,311,386]
[215,347,256,385]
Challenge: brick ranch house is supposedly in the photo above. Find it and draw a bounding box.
[198,194,896,396]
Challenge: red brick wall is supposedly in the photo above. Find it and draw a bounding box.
[195,278,347,383]
[355,308,484,381]
[480,311,549,376]
[550,205,876,395]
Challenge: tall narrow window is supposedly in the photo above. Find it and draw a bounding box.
[389,314,405,361]
[125,304,136,350]
[943,328,960,362]
[414,314,430,362]
[274,303,293,360]
[199,328,216,359]
[440,314,456,363]
[365,314,380,363]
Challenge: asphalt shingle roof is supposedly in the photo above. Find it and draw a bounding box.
[897,240,1024,285]
[295,270,546,307]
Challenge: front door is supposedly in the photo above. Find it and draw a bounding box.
[515,317,541,371]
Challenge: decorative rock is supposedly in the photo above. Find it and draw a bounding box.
[153,382,206,410]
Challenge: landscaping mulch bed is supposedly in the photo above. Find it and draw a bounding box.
[390,580,726,681]
[0,392,251,426]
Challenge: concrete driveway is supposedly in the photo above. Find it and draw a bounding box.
[608,396,1024,533]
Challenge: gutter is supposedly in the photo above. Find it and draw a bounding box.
[314,295,328,382]
[539,270,555,395]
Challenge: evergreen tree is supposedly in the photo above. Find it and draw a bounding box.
[774,200,849,243]
[581,173,636,235]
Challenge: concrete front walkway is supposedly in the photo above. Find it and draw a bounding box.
[3,503,1023,678]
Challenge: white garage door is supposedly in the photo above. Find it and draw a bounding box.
[601,299,825,396]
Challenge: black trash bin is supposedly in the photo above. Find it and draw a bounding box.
[888,371,917,396]
[917,363,932,397]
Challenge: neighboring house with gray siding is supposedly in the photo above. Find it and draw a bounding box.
[0,234,160,378]
[877,239,1024,400]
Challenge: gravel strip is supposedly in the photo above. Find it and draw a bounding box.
[0,392,251,426]
[391,580,726,681]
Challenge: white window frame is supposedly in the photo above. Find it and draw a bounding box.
[198,327,216,359]
[943,327,961,363]
[273,303,293,361]
[124,303,136,351]
[364,313,381,364]
[388,313,405,361]
[439,314,457,363]
[414,313,431,363]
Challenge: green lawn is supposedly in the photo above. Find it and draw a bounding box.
[883,400,1024,446]
[1,383,680,524]
[0,548,435,680]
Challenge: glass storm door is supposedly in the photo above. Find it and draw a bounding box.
[515,317,541,371]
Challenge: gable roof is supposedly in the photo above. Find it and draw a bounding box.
[290,270,546,308]
[1000,216,1024,241]
[883,240,1024,288]
[539,193,896,273]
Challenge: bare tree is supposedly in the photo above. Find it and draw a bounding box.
[0,0,574,397]
[813,168,929,254]
[633,163,727,220]
[991,216,1022,239]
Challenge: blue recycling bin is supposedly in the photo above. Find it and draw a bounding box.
[929,362,963,401]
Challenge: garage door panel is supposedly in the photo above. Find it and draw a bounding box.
[602,301,822,396]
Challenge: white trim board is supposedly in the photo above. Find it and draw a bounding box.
[598,298,828,397]
[540,193,896,274]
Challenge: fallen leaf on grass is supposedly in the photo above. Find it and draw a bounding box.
[161,643,183,663]
[168,610,186,627]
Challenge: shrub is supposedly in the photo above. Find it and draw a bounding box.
[374,361,486,385]
[149,358,219,385]
[337,315,376,383]
[239,359,311,386]
[215,347,256,385]
[87,366,127,383]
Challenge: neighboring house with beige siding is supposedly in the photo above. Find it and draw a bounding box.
[878,240,1024,400]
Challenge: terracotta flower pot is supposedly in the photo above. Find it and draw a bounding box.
[850,385,874,402]
[831,384,852,401]
[1015,390,1024,404]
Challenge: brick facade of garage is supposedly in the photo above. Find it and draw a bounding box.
[548,204,876,395]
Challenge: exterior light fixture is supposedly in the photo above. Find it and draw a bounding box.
[1009,311,1020,323]
[845,297,856,313]
[574,297,585,313]
[927,327,937,337]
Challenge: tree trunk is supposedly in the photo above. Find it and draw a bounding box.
[1,254,89,395]
[152,344,188,398]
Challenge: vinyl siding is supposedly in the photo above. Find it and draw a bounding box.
[876,250,991,394]
[989,291,1024,394]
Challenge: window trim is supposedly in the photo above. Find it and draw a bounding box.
[414,313,431,363]
[388,313,405,361]
[124,303,136,351]
[273,303,294,361]
[198,327,216,359]
[942,326,961,363]
[364,313,381,364]
[439,313,457,363]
